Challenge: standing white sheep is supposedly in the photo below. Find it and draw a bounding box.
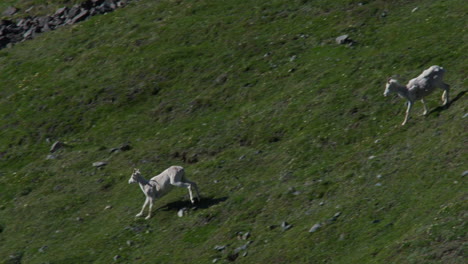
[128,166,200,219]
[384,65,450,125]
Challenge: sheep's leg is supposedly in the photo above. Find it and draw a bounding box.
[136,197,149,217]
[441,83,450,105]
[171,181,196,204]
[421,99,428,115]
[145,198,154,220]
[185,180,200,202]
[402,101,412,126]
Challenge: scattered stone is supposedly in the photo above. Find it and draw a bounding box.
[76,217,83,222]
[375,183,382,187]
[288,187,301,195]
[50,141,64,153]
[113,255,121,261]
[212,258,219,263]
[214,245,226,251]
[110,143,132,153]
[70,9,90,24]
[376,174,382,179]
[411,7,419,13]
[3,6,19,17]
[462,170,468,177]
[215,73,228,85]
[281,221,292,231]
[177,207,188,217]
[126,240,133,246]
[309,223,322,233]
[319,201,325,206]
[336,34,355,45]
[38,246,48,253]
[240,231,250,240]
[104,205,112,210]
[234,244,247,254]
[368,155,376,160]
[339,233,346,241]
[332,212,342,220]
[92,161,107,168]
[46,154,57,160]
[463,113,468,118]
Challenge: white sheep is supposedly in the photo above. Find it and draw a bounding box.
[128,166,200,219]
[384,65,450,125]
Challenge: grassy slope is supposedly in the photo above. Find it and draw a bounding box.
[0,0,466,263]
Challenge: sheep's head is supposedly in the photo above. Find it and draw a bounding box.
[128,168,141,184]
[384,78,399,96]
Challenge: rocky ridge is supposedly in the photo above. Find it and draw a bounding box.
[0,0,132,49]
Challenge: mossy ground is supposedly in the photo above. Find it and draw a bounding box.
[0,0,466,263]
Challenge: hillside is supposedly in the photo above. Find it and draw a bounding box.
[0,0,466,263]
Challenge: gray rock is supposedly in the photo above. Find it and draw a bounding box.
[50,141,64,153]
[215,73,228,85]
[3,7,19,17]
[336,34,351,45]
[126,240,133,246]
[46,154,57,160]
[177,207,188,217]
[113,255,121,261]
[55,7,68,16]
[281,221,292,231]
[241,231,250,240]
[92,161,107,168]
[70,9,89,24]
[38,245,48,253]
[67,6,81,20]
[214,245,226,251]
[309,223,322,233]
[462,170,468,177]
[234,242,250,254]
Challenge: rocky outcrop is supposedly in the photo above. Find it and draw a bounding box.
[0,0,132,49]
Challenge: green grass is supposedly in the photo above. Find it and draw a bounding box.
[0,0,467,263]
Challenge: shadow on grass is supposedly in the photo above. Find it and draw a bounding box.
[157,196,228,211]
[429,90,466,115]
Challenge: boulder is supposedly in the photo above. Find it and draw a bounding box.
[3,7,19,17]
[336,34,354,45]
[92,161,107,168]
[70,9,89,24]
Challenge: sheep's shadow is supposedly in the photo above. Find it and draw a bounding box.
[157,196,228,211]
[428,90,466,115]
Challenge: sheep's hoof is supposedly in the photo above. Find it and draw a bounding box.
[145,215,151,220]
[135,213,143,217]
